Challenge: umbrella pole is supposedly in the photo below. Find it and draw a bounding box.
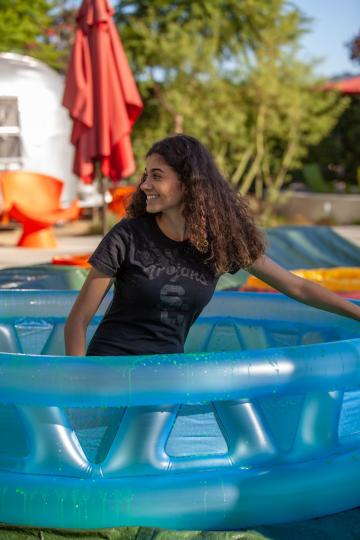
[98,173,107,237]
[95,161,107,236]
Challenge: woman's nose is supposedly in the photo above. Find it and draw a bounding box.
[141,177,152,190]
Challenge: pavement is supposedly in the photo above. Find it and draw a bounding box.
[0,221,359,270]
[0,220,101,268]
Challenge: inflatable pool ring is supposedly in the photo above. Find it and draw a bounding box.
[0,265,89,290]
[0,290,359,530]
[244,266,360,293]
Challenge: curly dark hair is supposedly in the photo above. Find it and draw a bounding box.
[127,134,265,274]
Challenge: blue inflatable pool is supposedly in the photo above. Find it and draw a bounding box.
[0,290,359,530]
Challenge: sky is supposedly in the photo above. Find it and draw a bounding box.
[293,0,360,77]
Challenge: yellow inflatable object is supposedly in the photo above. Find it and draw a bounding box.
[245,267,360,292]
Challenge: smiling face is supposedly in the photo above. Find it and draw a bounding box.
[140,153,184,216]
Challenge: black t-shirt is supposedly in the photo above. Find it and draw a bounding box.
[87,213,219,356]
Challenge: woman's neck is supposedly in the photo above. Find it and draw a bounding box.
[156,212,187,241]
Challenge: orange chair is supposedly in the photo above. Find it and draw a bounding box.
[108,185,136,218]
[0,171,79,248]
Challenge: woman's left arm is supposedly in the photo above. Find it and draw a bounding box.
[248,255,360,322]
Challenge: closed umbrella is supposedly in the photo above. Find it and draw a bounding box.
[63,0,143,234]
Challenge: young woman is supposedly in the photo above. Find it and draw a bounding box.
[64,134,360,356]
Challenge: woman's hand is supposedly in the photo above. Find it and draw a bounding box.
[64,268,113,355]
[248,255,360,322]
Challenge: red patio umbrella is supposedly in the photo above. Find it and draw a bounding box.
[324,76,360,94]
[63,0,143,233]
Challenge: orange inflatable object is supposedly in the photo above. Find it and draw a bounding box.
[52,254,91,268]
[108,185,136,218]
[244,267,360,293]
[0,172,9,225]
[0,171,80,248]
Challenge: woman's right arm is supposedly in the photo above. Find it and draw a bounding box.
[64,268,113,356]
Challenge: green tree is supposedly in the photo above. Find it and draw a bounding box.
[306,96,360,190]
[44,0,78,72]
[348,29,360,64]
[221,19,348,218]
[116,0,347,218]
[302,28,360,193]
[116,0,304,135]
[0,0,76,71]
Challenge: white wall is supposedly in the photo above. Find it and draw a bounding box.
[0,52,78,206]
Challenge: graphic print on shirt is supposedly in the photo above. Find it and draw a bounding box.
[159,283,188,326]
[136,244,209,285]
[134,240,210,328]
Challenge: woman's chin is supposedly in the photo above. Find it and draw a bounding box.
[146,203,160,213]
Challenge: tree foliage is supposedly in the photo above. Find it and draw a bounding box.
[348,29,360,64]
[44,0,78,72]
[115,0,347,215]
[306,28,360,193]
[307,96,360,190]
[0,0,76,71]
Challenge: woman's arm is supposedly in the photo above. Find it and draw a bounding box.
[248,255,360,322]
[64,268,113,355]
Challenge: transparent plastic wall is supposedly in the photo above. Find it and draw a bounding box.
[0,291,359,530]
